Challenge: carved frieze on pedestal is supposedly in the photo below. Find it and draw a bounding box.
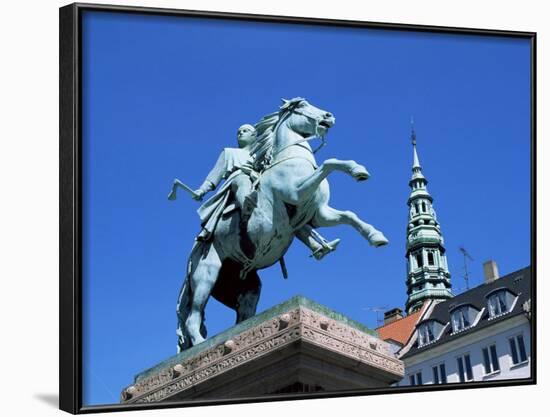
[121,296,404,404]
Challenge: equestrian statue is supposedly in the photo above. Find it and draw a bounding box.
[168,98,388,352]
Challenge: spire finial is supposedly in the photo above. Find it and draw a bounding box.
[411,118,421,169]
[411,116,416,146]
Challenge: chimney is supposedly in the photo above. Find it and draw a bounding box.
[384,308,404,325]
[483,260,500,283]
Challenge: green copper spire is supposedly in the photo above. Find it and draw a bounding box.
[405,124,452,314]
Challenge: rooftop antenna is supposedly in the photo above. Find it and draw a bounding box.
[363,305,390,327]
[459,247,474,290]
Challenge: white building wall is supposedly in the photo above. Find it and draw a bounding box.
[399,319,531,386]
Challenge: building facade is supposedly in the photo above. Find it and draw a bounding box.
[398,266,532,386]
[375,126,532,388]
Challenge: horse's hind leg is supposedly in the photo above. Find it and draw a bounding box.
[185,243,222,346]
[176,279,207,352]
[313,205,389,247]
[236,270,262,323]
[176,242,209,352]
[176,279,192,353]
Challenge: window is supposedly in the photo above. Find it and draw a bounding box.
[432,363,447,384]
[416,253,423,268]
[409,371,423,386]
[509,335,528,365]
[418,322,435,346]
[482,344,500,374]
[422,202,427,212]
[440,252,447,268]
[488,290,509,317]
[451,306,471,332]
[428,252,435,265]
[457,354,473,382]
[417,320,444,347]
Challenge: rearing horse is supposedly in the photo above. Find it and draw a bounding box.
[176,98,388,352]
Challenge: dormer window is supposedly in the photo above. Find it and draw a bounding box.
[450,305,478,333]
[486,289,515,318]
[418,322,434,346]
[417,320,443,347]
[452,307,470,331]
[488,291,507,316]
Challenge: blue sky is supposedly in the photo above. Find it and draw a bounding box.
[81,11,531,405]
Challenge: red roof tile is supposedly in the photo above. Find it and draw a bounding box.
[376,310,423,346]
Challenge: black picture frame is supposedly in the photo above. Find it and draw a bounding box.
[60,2,537,414]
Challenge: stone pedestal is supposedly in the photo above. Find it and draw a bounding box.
[121,296,404,404]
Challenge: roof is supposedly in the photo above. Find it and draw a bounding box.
[401,266,532,359]
[376,308,424,346]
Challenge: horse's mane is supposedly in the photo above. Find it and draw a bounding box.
[250,98,304,171]
[250,111,278,171]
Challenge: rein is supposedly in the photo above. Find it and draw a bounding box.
[271,135,321,159]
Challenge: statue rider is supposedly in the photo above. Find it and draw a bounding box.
[168,124,339,260]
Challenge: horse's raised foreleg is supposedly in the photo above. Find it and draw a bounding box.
[288,159,370,204]
[313,205,389,247]
[185,243,222,346]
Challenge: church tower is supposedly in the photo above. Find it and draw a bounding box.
[405,124,452,313]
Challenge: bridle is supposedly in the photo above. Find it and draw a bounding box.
[271,101,329,159]
[252,100,331,189]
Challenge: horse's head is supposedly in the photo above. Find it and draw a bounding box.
[280,98,335,138]
[251,97,336,170]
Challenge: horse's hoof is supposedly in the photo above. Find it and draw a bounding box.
[369,232,389,247]
[191,335,206,345]
[350,164,370,181]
